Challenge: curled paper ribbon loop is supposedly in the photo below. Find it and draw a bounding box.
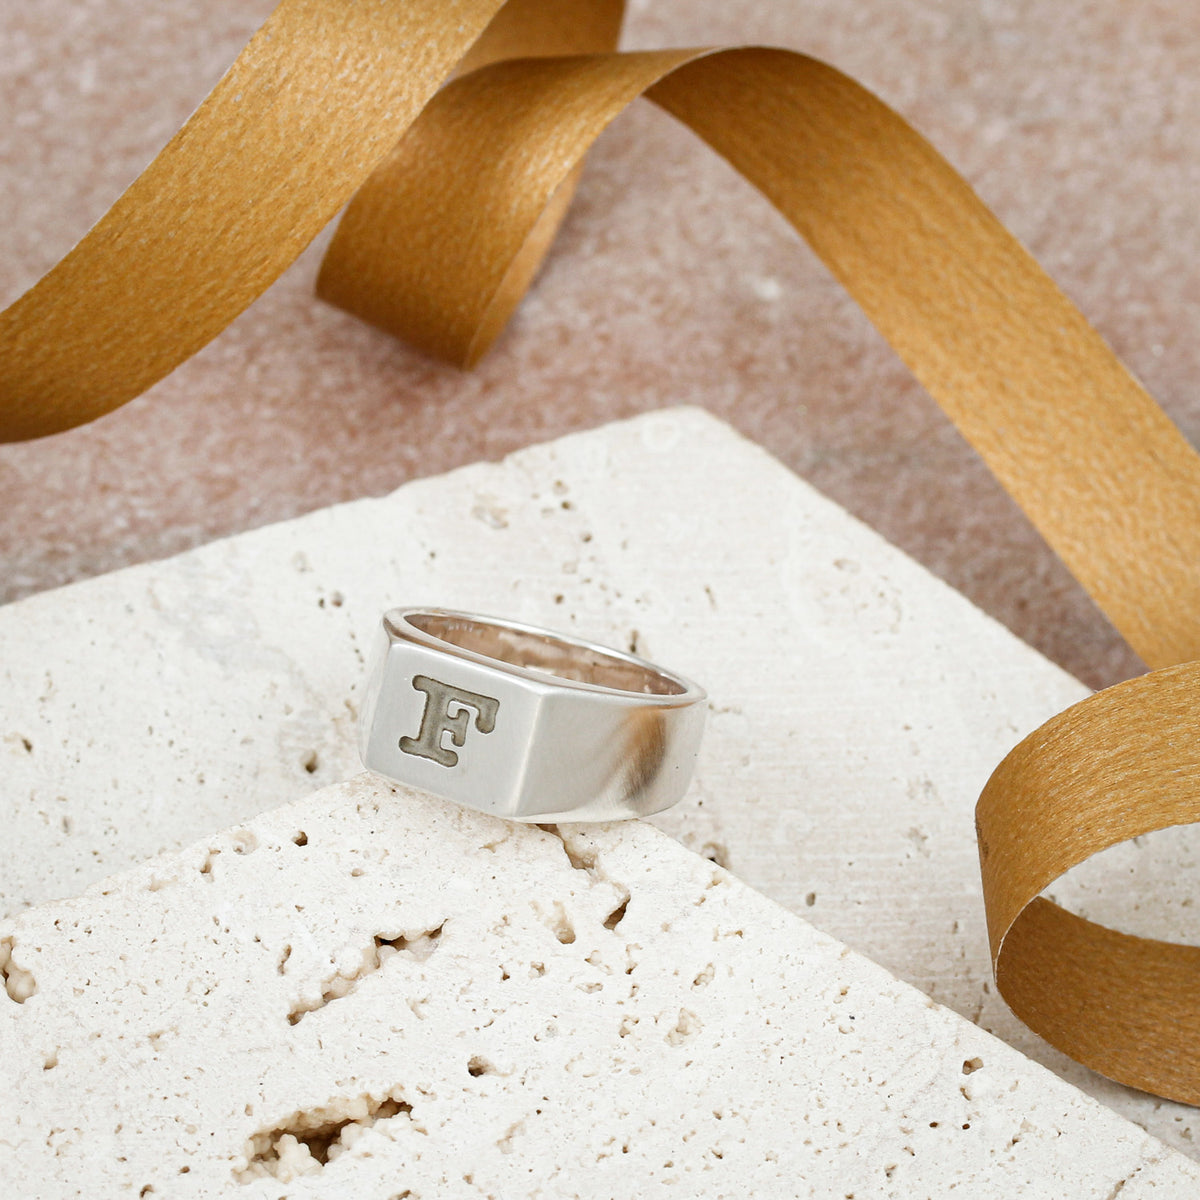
[0,0,622,443]
[318,44,1200,671]
[977,661,1200,1104]
[5,0,1200,1102]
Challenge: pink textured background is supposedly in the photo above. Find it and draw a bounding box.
[3,1,1199,691]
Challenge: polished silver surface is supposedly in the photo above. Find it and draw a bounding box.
[359,608,707,822]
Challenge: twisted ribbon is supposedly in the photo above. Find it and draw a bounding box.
[5,0,1200,1102]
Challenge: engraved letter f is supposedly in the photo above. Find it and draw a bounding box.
[399,674,500,768]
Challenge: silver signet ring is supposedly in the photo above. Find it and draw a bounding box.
[358,608,707,822]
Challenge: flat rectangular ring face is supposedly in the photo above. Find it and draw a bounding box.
[361,637,543,819]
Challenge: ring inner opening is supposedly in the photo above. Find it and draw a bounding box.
[407,612,684,695]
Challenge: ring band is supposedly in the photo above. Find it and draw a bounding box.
[358,608,707,822]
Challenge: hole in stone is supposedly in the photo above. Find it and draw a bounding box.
[666,1008,701,1046]
[603,897,629,931]
[561,840,596,874]
[238,1091,414,1182]
[467,1056,494,1077]
[1,937,36,1003]
[300,750,319,775]
[287,925,444,1024]
[962,1057,984,1075]
[21,736,32,753]
[805,892,816,907]
[231,830,258,855]
[292,831,308,847]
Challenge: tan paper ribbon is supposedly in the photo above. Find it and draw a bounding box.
[3,0,1200,1103]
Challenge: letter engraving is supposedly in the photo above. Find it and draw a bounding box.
[399,674,500,768]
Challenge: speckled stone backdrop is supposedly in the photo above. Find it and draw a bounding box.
[2,1,1198,691]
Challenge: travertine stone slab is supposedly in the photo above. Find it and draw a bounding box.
[2,776,1195,1197]
[1,408,1192,1151]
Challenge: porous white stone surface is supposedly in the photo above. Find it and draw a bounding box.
[1,408,1194,1153]
[2,775,1196,1197]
